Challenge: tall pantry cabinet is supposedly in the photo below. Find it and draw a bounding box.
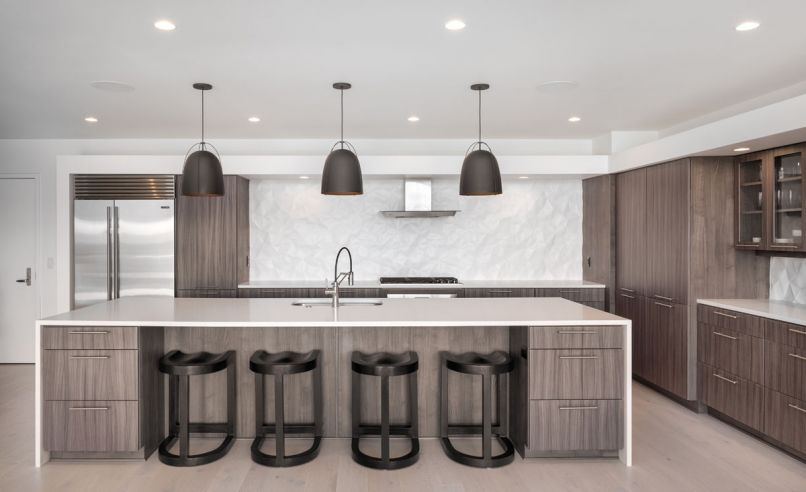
[613,157,767,402]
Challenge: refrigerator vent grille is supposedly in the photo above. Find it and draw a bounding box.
[74,175,176,199]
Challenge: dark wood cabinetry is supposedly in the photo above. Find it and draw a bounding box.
[735,143,806,253]
[697,303,806,459]
[582,175,616,311]
[615,168,647,295]
[175,176,249,296]
[462,288,534,297]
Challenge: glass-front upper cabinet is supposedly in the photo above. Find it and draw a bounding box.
[770,146,805,250]
[735,152,765,248]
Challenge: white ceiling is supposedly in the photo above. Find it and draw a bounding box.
[2,0,806,140]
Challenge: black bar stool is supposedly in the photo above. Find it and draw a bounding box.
[351,351,419,470]
[158,350,236,467]
[440,351,515,468]
[250,350,323,467]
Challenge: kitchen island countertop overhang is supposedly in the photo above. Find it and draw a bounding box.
[34,296,632,468]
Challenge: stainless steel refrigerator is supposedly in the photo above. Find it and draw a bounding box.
[72,175,175,309]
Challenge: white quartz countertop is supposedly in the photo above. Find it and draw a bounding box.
[697,298,806,326]
[39,296,626,328]
[238,279,605,289]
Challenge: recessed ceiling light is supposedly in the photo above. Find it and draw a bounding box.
[445,19,466,31]
[407,115,420,122]
[734,147,751,152]
[518,176,529,179]
[536,80,579,93]
[299,176,310,180]
[568,116,581,123]
[735,21,760,32]
[84,116,98,123]
[248,116,261,123]
[154,19,176,31]
[90,80,135,93]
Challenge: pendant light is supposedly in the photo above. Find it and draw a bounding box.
[321,82,363,195]
[181,83,224,196]
[459,83,502,196]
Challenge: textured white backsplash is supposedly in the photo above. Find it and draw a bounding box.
[249,178,582,282]
[770,257,806,304]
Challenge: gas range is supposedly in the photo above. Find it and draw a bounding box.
[379,276,460,285]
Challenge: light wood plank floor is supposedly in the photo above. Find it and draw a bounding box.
[1,364,804,491]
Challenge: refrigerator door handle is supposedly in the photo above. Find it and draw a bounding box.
[106,206,113,300]
[114,206,120,299]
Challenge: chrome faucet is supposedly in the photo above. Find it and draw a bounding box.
[325,247,355,308]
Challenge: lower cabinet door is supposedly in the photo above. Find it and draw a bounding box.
[764,342,806,401]
[763,389,806,455]
[44,401,139,452]
[42,350,139,400]
[528,400,622,452]
[698,363,763,430]
[528,349,623,400]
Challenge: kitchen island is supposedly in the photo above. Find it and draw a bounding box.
[34,296,631,467]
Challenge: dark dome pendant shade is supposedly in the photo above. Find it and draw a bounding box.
[322,82,363,195]
[181,83,224,197]
[460,83,502,196]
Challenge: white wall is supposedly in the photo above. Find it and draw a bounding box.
[250,177,583,281]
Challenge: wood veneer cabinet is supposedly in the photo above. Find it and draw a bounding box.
[582,175,616,312]
[735,144,806,252]
[697,304,806,459]
[175,175,249,296]
[611,157,768,402]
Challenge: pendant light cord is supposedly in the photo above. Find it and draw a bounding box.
[340,88,344,150]
[478,88,482,144]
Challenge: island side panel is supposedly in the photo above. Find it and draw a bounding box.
[337,325,510,438]
[163,326,340,437]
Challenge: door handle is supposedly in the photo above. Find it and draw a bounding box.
[15,267,31,286]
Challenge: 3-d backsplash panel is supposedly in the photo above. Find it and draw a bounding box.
[249,178,583,282]
[770,256,806,305]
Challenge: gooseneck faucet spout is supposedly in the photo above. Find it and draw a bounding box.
[333,246,354,286]
[326,247,355,308]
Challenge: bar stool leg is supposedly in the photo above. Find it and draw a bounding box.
[440,353,448,439]
[482,373,492,463]
[380,374,390,465]
[275,373,285,465]
[409,370,419,439]
[314,360,323,437]
[227,354,236,437]
[179,375,189,459]
[255,373,264,436]
[351,370,360,440]
[499,373,508,435]
[169,375,178,436]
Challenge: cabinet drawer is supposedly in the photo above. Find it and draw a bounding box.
[698,363,763,429]
[240,288,326,298]
[697,304,762,338]
[43,350,139,401]
[762,318,806,349]
[764,342,806,400]
[528,400,622,452]
[528,349,623,400]
[529,326,623,349]
[462,288,534,298]
[44,401,139,452]
[177,289,238,298]
[43,326,138,350]
[534,288,604,303]
[697,323,763,384]
[763,389,806,455]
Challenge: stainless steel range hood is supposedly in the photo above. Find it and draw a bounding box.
[380,178,459,218]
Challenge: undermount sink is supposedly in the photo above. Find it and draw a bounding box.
[292,298,384,307]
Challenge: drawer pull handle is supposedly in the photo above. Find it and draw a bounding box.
[69,407,109,411]
[620,294,635,299]
[713,331,737,341]
[788,353,806,362]
[559,356,599,360]
[713,312,737,320]
[653,294,674,302]
[69,356,110,360]
[68,331,110,335]
[789,328,806,336]
[557,330,598,335]
[789,404,806,414]
[559,406,599,411]
[620,288,635,293]
[654,302,673,309]
[713,373,738,385]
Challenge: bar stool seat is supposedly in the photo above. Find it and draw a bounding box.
[158,350,236,467]
[250,350,322,467]
[351,351,420,470]
[440,350,515,468]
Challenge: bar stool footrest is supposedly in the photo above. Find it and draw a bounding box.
[158,434,235,467]
[440,435,515,468]
[351,436,420,470]
[251,435,322,467]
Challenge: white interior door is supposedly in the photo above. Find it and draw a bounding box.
[0,178,37,363]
